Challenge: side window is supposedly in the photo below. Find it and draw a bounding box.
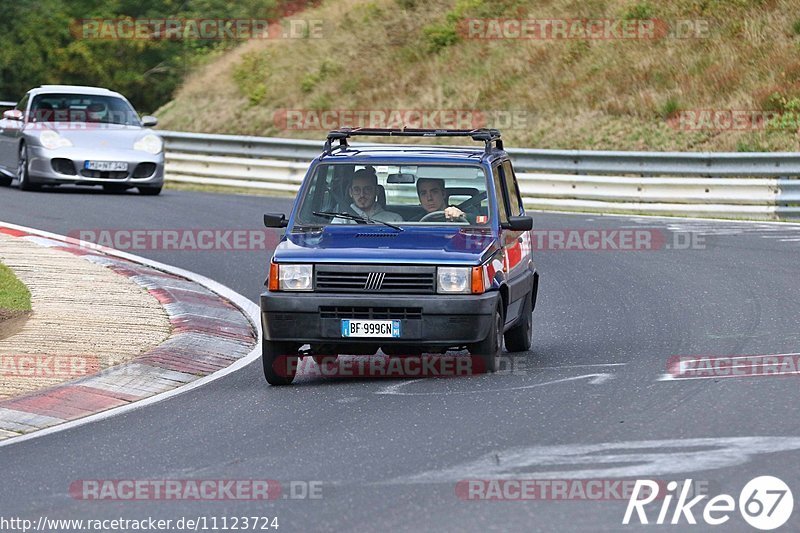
[501,160,523,217]
[492,164,508,223]
[16,94,29,118]
[299,165,334,221]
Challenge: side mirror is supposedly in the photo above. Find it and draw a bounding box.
[3,109,23,121]
[264,213,288,228]
[502,215,533,231]
[141,116,158,128]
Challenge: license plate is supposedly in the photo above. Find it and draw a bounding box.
[84,160,128,171]
[341,319,401,338]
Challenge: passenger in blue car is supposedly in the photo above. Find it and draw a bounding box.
[333,168,402,223]
[415,177,468,222]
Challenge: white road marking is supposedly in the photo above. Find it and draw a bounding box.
[659,372,800,381]
[374,373,613,396]
[660,352,800,381]
[387,436,800,483]
[622,217,800,251]
[527,363,626,370]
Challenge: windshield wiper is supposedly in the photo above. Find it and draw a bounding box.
[313,211,369,223]
[313,211,404,231]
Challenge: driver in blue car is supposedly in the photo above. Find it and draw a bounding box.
[415,178,468,222]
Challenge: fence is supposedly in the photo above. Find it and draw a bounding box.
[160,130,800,220]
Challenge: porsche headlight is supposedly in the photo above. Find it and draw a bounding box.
[437,267,471,294]
[39,130,72,150]
[133,134,163,155]
[278,264,313,291]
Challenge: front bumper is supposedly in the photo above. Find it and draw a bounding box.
[27,145,164,187]
[260,291,500,346]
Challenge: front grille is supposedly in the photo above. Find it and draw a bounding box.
[80,169,128,179]
[320,306,422,319]
[315,266,435,293]
[355,232,398,238]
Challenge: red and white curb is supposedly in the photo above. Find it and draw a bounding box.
[0,222,261,447]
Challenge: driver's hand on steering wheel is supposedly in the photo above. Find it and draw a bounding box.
[444,206,466,221]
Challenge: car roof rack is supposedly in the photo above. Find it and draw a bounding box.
[322,128,503,155]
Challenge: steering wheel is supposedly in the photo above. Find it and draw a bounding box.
[420,210,467,222]
[419,210,446,222]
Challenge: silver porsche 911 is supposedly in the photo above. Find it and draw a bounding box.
[0,85,164,195]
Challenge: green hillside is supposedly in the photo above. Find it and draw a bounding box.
[156,0,800,151]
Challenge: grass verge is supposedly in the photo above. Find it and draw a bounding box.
[0,261,31,319]
[165,180,298,198]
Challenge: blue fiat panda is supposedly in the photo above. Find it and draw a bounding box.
[261,128,538,385]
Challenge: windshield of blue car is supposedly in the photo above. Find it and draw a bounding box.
[294,163,491,227]
[28,94,142,126]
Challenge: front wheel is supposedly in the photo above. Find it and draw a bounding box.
[504,293,533,352]
[17,145,39,191]
[138,185,162,196]
[262,340,299,385]
[469,304,504,373]
[0,176,11,187]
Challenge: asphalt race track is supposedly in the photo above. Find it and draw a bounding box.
[2,185,800,531]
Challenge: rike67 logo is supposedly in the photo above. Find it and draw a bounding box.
[623,476,793,530]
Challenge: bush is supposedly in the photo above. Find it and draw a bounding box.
[233,51,271,105]
[623,2,654,20]
[423,24,459,53]
[659,97,681,119]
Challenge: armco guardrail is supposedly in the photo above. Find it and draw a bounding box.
[0,101,16,108]
[159,130,800,220]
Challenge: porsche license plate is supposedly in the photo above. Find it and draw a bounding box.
[84,160,128,171]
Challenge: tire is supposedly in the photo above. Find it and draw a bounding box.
[469,304,504,373]
[262,340,299,385]
[0,176,11,187]
[504,293,533,352]
[138,185,162,196]
[17,145,39,191]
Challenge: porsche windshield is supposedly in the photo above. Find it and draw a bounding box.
[294,163,491,227]
[28,93,141,126]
